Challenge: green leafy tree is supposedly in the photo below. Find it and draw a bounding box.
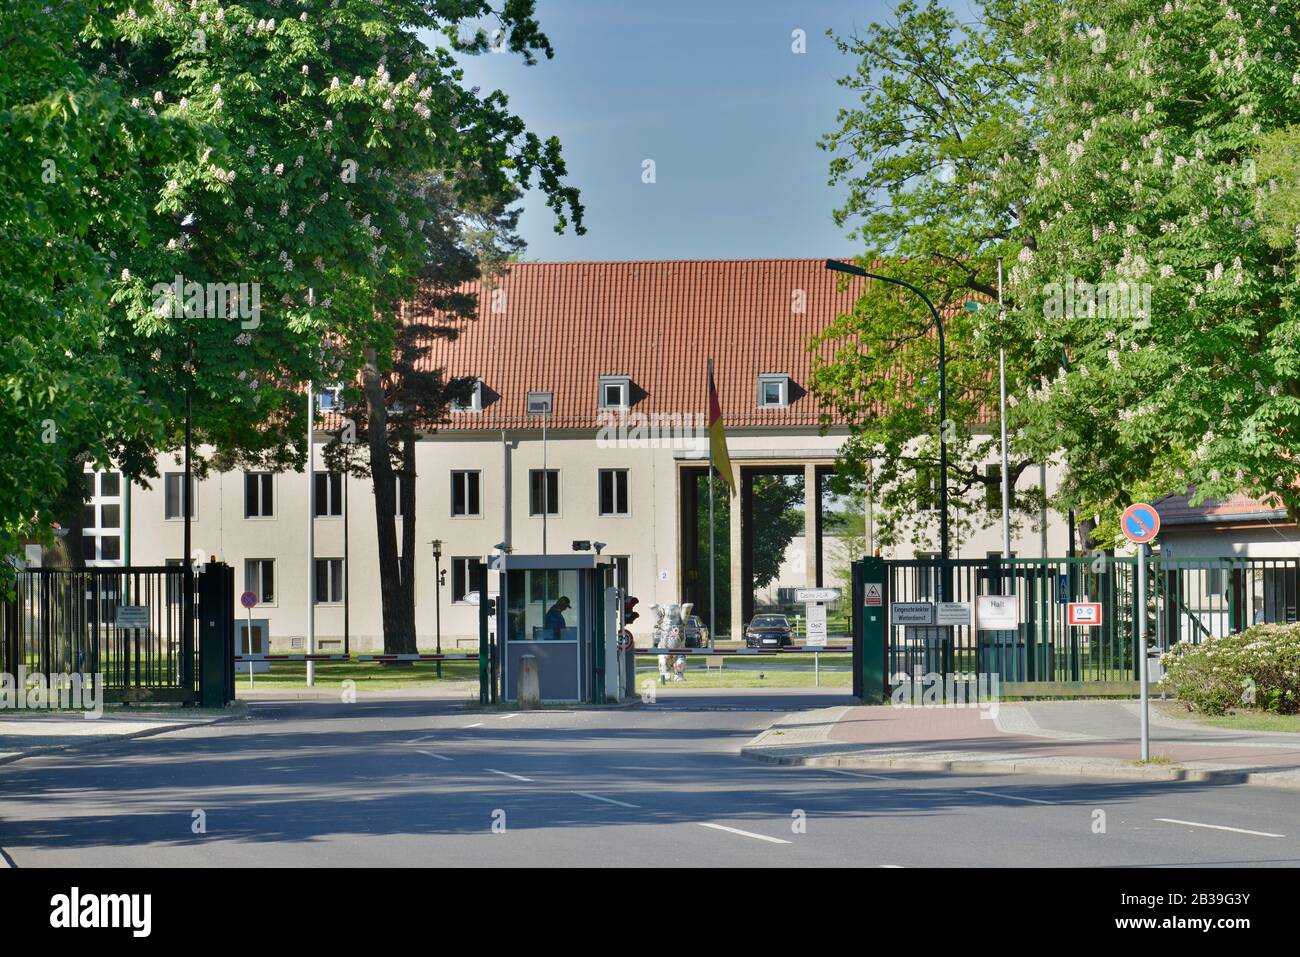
[810,0,1058,550]
[1006,0,1300,541]
[66,1,581,651]
[0,0,185,575]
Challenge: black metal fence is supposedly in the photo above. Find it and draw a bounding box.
[881,555,1299,692]
[1,565,233,704]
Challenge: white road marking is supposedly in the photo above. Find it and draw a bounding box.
[485,768,533,782]
[462,723,484,729]
[879,864,904,868]
[965,789,1054,806]
[826,769,896,782]
[498,713,520,720]
[572,791,641,809]
[416,750,452,762]
[1155,818,1284,838]
[696,822,792,845]
[404,735,440,745]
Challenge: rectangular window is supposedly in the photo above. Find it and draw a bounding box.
[82,536,97,561]
[83,504,96,528]
[100,472,121,497]
[245,472,274,518]
[314,558,344,603]
[598,376,631,410]
[529,469,559,516]
[451,470,481,517]
[313,472,342,516]
[451,379,482,413]
[598,469,629,516]
[100,536,120,561]
[164,473,197,520]
[452,557,485,603]
[245,559,276,604]
[758,374,789,408]
[100,504,121,529]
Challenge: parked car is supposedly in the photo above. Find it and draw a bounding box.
[683,615,710,648]
[745,614,793,649]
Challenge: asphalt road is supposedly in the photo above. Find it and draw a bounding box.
[1,690,1297,867]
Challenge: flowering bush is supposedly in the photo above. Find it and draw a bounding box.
[1161,624,1300,716]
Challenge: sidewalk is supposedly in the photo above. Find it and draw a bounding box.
[741,699,1300,789]
[0,709,238,766]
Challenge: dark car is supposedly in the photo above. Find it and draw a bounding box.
[683,615,710,648]
[745,614,793,649]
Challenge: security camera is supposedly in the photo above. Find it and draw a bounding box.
[592,541,607,555]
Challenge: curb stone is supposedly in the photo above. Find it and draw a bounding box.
[738,746,1300,790]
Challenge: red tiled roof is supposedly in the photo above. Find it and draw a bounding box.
[1155,490,1291,526]
[408,259,869,431]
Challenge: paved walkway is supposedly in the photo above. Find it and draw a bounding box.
[742,699,1300,789]
[0,710,234,765]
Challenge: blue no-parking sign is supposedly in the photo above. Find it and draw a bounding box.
[1121,502,1160,545]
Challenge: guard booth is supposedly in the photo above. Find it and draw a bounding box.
[486,554,625,704]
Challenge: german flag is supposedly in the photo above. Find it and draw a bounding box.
[707,359,734,489]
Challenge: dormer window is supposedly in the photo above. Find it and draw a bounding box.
[451,378,483,413]
[317,385,342,413]
[757,373,789,408]
[598,376,631,410]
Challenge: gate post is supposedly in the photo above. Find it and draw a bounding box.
[197,563,234,707]
[859,556,887,704]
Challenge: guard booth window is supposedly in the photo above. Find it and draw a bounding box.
[507,569,579,641]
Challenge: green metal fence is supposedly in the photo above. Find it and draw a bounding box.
[879,555,1299,694]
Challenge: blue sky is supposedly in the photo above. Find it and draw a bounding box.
[435,1,900,262]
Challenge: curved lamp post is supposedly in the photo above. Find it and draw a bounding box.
[825,260,949,573]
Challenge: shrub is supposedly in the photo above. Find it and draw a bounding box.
[1160,623,1300,716]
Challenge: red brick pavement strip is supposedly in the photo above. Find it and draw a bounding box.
[827,706,1300,770]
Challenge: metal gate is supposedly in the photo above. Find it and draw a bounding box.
[863,555,1299,697]
[1,565,236,705]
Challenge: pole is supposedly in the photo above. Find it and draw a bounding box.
[306,382,315,688]
[434,552,442,679]
[1138,542,1150,760]
[541,415,548,555]
[823,261,948,584]
[707,359,717,650]
[183,338,194,694]
[998,258,1011,559]
[343,470,350,656]
[247,602,255,690]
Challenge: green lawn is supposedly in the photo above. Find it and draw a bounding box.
[1154,701,1300,734]
[632,663,850,689]
[235,659,478,690]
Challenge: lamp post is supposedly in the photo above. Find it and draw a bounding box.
[825,260,950,578]
[430,539,444,678]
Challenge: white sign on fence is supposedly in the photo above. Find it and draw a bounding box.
[115,605,149,630]
[805,602,828,648]
[891,602,934,625]
[935,601,971,626]
[976,595,1019,631]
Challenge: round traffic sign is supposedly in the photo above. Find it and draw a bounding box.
[240,590,259,609]
[1121,502,1160,545]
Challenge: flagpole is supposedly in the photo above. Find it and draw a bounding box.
[707,359,716,651]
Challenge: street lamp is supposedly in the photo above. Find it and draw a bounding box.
[430,539,445,677]
[825,260,950,573]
